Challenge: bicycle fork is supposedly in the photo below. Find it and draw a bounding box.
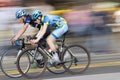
[14,50,22,64]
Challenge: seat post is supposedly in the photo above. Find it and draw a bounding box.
[62,31,68,46]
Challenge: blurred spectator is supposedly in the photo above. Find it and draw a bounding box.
[91,11,112,35]
[63,4,93,36]
[113,9,120,23]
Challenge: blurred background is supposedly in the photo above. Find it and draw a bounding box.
[0,0,120,54]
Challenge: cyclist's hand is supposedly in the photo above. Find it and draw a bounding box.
[30,39,38,46]
[10,37,17,44]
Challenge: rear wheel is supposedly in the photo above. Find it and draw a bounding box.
[62,45,90,74]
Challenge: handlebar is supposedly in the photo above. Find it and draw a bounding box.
[12,36,32,49]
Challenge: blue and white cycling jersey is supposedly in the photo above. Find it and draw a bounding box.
[41,15,68,39]
[41,15,67,28]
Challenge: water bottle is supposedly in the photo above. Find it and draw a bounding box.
[48,48,52,53]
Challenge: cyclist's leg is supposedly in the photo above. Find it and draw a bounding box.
[46,34,66,74]
[46,24,68,52]
[46,35,57,51]
[46,24,68,63]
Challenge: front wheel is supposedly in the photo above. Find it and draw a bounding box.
[16,48,47,79]
[61,45,91,74]
[0,47,23,78]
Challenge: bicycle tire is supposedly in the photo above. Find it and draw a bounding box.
[16,48,48,79]
[62,45,91,74]
[0,47,24,78]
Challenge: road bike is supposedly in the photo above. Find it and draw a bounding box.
[0,35,67,78]
[16,33,91,79]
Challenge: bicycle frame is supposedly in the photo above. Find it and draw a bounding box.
[38,46,53,58]
[36,32,67,60]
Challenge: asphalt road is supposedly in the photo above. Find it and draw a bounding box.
[0,52,120,80]
[0,62,120,80]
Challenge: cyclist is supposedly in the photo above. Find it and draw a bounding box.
[11,9,51,45]
[30,10,68,64]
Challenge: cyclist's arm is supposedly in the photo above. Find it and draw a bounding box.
[36,23,48,42]
[14,23,29,40]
